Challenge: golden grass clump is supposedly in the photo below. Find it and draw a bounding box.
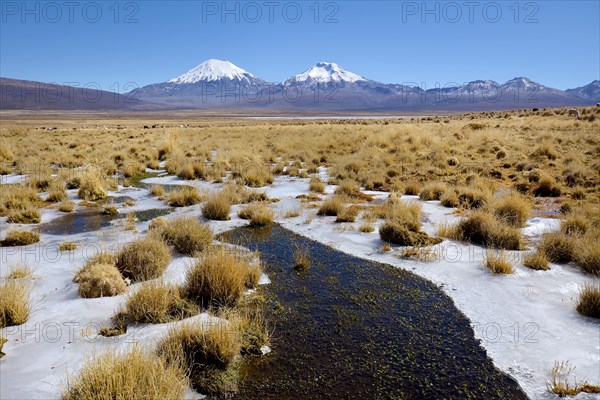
[115,237,171,282]
[156,320,242,396]
[404,181,421,196]
[202,192,231,221]
[125,281,198,323]
[576,283,600,318]
[309,177,325,193]
[442,210,522,250]
[74,263,127,298]
[492,192,531,228]
[419,182,447,201]
[293,243,311,272]
[236,166,273,187]
[101,205,118,216]
[7,208,41,224]
[0,280,30,327]
[523,251,550,271]
[59,201,74,212]
[317,196,344,216]
[534,176,562,197]
[334,180,372,201]
[185,247,258,307]
[484,251,514,274]
[561,215,589,236]
[574,233,600,274]
[59,242,77,251]
[0,186,41,216]
[359,222,375,233]
[149,185,165,197]
[167,186,205,207]
[77,169,108,201]
[238,203,274,226]
[1,230,40,246]
[549,361,600,397]
[377,196,441,246]
[154,217,213,256]
[335,205,360,223]
[538,232,575,263]
[6,264,33,279]
[46,186,67,203]
[63,346,188,400]
[440,190,459,208]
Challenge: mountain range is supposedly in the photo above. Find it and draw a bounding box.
[2,60,598,112]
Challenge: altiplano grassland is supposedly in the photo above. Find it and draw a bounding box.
[0,106,599,400]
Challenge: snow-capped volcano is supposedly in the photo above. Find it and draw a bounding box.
[283,62,367,85]
[168,59,263,84]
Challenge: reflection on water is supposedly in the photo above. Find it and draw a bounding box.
[221,225,528,400]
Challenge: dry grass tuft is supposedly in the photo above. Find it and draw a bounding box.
[335,205,360,223]
[335,181,372,201]
[576,283,600,318]
[574,234,600,274]
[154,217,213,256]
[293,243,311,272]
[167,186,205,207]
[202,192,231,221]
[492,192,531,228]
[317,196,344,216]
[156,320,241,396]
[359,222,375,233]
[309,177,325,193]
[63,346,188,400]
[238,203,274,226]
[149,185,165,197]
[126,281,198,323]
[1,230,40,246]
[7,208,41,224]
[59,242,77,251]
[442,211,522,250]
[185,247,258,307]
[0,280,30,327]
[58,201,74,212]
[484,251,514,274]
[538,232,575,263]
[77,169,108,201]
[74,263,127,298]
[548,361,600,397]
[6,264,33,279]
[419,182,447,201]
[523,251,550,271]
[115,237,171,282]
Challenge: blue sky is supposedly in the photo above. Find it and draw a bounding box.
[1,1,598,91]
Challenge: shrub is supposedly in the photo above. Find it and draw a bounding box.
[534,177,562,197]
[74,263,127,298]
[576,283,600,318]
[63,347,188,400]
[484,251,514,274]
[77,169,107,201]
[7,208,41,224]
[167,186,204,207]
[0,280,30,327]
[59,201,74,212]
[1,230,40,246]
[317,196,344,217]
[202,193,231,221]
[156,320,241,396]
[523,251,550,271]
[445,211,522,250]
[538,232,575,263]
[185,247,257,307]
[419,182,447,201]
[126,281,198,323]
[115,237,171,282]
[157,217,213,256]
[492,192,531,228]
[238,203,274,226]
[309,177,325,193]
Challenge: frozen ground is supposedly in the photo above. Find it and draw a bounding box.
[1,172,598,399]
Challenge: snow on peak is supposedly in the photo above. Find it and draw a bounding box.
[285,62,366,85]
[168,59,257,84]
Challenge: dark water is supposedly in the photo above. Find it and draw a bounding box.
[39,208,173,235]
[220,225,528,400]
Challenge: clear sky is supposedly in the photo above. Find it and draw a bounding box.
[1,1,598,91]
